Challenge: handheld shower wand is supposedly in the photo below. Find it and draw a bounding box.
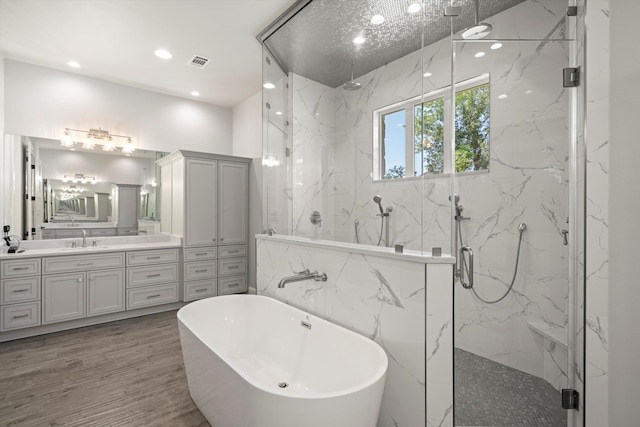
[373,195,384,215]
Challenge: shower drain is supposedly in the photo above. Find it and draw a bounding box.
[278,382,289,389]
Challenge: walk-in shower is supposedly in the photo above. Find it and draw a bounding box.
[259,0,585,425]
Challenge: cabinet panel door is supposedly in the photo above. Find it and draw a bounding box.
[87,269,125,317]
[185,158,217,246]
[218,162,248,245]
[43,273,85,324]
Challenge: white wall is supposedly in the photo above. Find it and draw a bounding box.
[609,1,640,425]
[233,91,263,291]
[3,60,233,154]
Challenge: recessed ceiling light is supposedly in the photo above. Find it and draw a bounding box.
[423,72,432,77]
[407,3,421,14]
[190,91,200,97]
[474,52,486,58]
[154,49,172,59]
[370,14,385,25]
[275,111,283,115]
[525,90,533,94]
[67,61,80,68]
[263,82,276,89]
[498,94,508,99]
[353,35,366,45]
[490,43,503,50]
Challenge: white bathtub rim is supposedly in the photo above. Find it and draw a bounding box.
[178,295,388,400]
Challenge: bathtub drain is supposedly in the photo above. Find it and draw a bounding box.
[278,382,289,389]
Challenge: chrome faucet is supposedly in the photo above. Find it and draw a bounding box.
[278,269,327,288]
[81,229,87,247]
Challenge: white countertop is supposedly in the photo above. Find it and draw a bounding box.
[0,235,182,259]
[41,222,117,229]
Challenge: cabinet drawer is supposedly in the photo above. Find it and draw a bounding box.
[43,253,125,274]
[1,276,41,305]
[127,284,178,309]
[90,228,116,237]
[41,229,56,239]
[117,227,139,236]
[1,302,41,331]
[184,280,217,301]
[127,263,178,288]
[218,258,247,277]
[218,275,248,295]
[218,245,246,258]
[55,229,84,239]
[184,247,217,261]
[1,258,41,278]
[184,261,216,281]
[127,249,179,266]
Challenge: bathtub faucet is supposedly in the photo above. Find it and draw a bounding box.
[278,269,327,288]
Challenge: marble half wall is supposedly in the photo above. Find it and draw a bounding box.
[256,235,454,427]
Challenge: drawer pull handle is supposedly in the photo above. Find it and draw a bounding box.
[195,288,208,293]
[12,289,29,293]
[146,256,161,260]
[77,263,93,266]
[146,273,161,278]
[228,283,239,287]
[195,269,208,273]
[146,294,161,299]
[228,265,239,269]
[228,250,239,254]
[12,314,30,319]
[12,267,30,271]
[195,253,208,256]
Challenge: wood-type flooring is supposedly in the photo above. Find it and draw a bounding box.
[0,310,209,426]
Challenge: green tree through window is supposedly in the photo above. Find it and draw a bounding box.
[376,78,490,180]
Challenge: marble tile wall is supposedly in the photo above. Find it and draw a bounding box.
[289,0,572,382]
[584,1,610,425]
[256,235,454,427]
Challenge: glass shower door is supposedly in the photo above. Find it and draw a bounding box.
[450,2,580,426]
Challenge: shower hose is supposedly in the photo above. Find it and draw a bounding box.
[459,223,526,304]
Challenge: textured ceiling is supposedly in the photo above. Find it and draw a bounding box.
[263,0,526,88]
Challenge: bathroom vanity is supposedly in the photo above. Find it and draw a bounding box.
[0,236,248,342]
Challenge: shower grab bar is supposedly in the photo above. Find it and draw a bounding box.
[460,245,473,289]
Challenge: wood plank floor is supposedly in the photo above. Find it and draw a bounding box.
[0,310,210,427]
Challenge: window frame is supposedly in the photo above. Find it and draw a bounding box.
[373,74,490,181]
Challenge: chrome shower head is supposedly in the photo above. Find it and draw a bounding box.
[373,195,384,214]
[461,0,493,40]
[343,62,362,91]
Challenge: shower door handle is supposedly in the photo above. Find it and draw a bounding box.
[460,245,474,289]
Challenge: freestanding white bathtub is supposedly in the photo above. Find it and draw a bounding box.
[177,295,388,427]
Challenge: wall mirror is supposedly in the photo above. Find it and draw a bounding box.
[2,134,167,240]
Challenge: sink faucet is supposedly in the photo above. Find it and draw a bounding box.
[81,229,87,247]
[278,269,327,288]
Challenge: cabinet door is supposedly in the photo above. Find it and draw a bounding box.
[115,185,140,228]
[87,269,125,317]
[185,158,217,246]
[218,161,248,245]
[43,273,86,324]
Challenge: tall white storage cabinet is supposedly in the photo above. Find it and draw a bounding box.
[157,151,250,300]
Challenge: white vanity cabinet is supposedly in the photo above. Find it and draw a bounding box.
[42,253,126,324]
[125,248,179,309]
[158,151,249,297]
[0,258,42,331]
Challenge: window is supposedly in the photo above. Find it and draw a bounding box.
[374,76,489,180]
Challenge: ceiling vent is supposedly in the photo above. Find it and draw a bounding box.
[187,55,210,69]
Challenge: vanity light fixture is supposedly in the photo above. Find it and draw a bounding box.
[62,173,98,185]
[62,127,135,155]
[262,155,280,167]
